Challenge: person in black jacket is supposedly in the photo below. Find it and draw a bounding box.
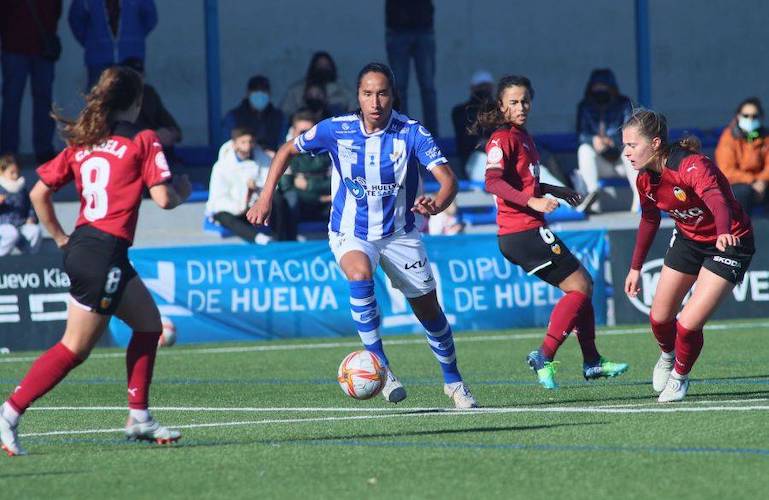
[223,75,285,155]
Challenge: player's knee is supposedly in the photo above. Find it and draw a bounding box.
[348,270,372,281]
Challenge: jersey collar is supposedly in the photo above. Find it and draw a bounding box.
[358,111,395,137]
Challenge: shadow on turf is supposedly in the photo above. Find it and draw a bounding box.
[0,470,89,479]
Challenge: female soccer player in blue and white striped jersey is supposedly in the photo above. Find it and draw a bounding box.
[248,63,476,408]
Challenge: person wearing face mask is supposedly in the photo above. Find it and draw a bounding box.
[715,97,769,214]
[301,82,333,123]
[451,70,494,178]
[281,52,354,118]
[222,75,285,155]
[575,68,636,213]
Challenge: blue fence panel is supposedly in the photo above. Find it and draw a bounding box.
[109,231,608,345]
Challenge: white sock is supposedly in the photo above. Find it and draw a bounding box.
[670,369,687,380]
[129,409,151,423]
[1,402,20,426]
[661,351,674,361]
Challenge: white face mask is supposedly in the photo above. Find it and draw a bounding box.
[738,115,761,134]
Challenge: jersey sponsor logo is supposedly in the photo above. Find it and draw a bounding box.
[343,177,366,199]
[487,146,503,164]
[425,145,442,159]
[418,125,431,137]
[343,176,399,199]
[645,192,656,202]
[713,255,741,268]
[668,207,704,221]
[673,186,687,202]
[522,142,530,151]
[404,258,427,270]
[341,122,351,130]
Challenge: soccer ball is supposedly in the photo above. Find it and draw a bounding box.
[337,351,386,400]
[158,316,176,347]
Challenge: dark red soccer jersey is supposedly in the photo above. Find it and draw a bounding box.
[37,125,171,243]
[636,148,752,243]
[485,126,545,235]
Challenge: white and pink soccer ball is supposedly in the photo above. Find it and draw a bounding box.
[158,316,177,347]
[337,350,386,400]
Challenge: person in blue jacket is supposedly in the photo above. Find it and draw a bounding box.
[68,0,157,88]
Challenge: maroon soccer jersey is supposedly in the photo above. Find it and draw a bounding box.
[485,126,545,235]
[636,148,752,244]
[37,125,171,243]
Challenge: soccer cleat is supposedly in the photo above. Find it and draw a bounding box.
[657,373,689,403]
[125,418,181,445]
[526,350,559,389]
[653,352,675,393]
[381,367,407,403]
[0,413,26,457]
[583,357,629,380]
[444,381,478,409]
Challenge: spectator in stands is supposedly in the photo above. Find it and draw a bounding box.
[452,70,494,179]
[281,52,354,118]
[576,68,636,212]
[0,155,41,256]
[207,128,292,243]
[0,0,62,163]
[385,0,438,134]
[715,97,769,214]
[301,82,333,123]
[279,109,332,240]
[69,0,157,88]
[222,75,285,155]
[120,58,181,157]
[427,199,464,235]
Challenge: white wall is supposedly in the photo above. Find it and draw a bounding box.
[12,0,764,152]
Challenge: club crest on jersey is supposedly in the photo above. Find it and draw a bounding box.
[551,244,562,255]
[344,177,367,199]
[673,186,687,202]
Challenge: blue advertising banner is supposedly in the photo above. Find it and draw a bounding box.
[109,231,609,346]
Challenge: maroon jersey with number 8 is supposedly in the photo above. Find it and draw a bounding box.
[37,124,171,244]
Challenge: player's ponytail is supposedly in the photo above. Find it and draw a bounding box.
[469,75,534,135]
[676,135,701,154]
[52,66,144,148]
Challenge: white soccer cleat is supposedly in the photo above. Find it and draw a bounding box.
[653,352,675,393]
[381,368,407,404]
[125,418,181,445]
[444,381,478,409]
[0,413,26,457]
[658,374,689,403]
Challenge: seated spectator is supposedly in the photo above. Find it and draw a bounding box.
[301,82,333,123]
[281,51,354,118]
[121,58,181,157]
[279,110,332,240]
[206,128,290,243]
[222,75,285,155]
[715,97,769,214]
[0,154,41,256]
[576,68,636,212]
[452,70,494,179]
[427,199,464,235]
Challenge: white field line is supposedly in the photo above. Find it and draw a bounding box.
[3,320,769,365]
[29,397,769,413]
[19,403,769,438]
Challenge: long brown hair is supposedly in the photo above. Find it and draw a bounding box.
[622,108,701,159]
[53,66,144,147]
[469,75,534,135]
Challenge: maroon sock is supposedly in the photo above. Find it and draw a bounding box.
[541,291,589,359]
[674,322,703,376]
[7,343,83,414]
[650,316,676,353]
[126,331,162,410]
[574,299,600,364]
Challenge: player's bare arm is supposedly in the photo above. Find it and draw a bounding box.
[247,140,301,226]
[29,180,68,248]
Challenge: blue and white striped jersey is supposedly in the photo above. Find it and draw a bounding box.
[294,111,448,241]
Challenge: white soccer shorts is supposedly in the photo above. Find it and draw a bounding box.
[329,228,436,298]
